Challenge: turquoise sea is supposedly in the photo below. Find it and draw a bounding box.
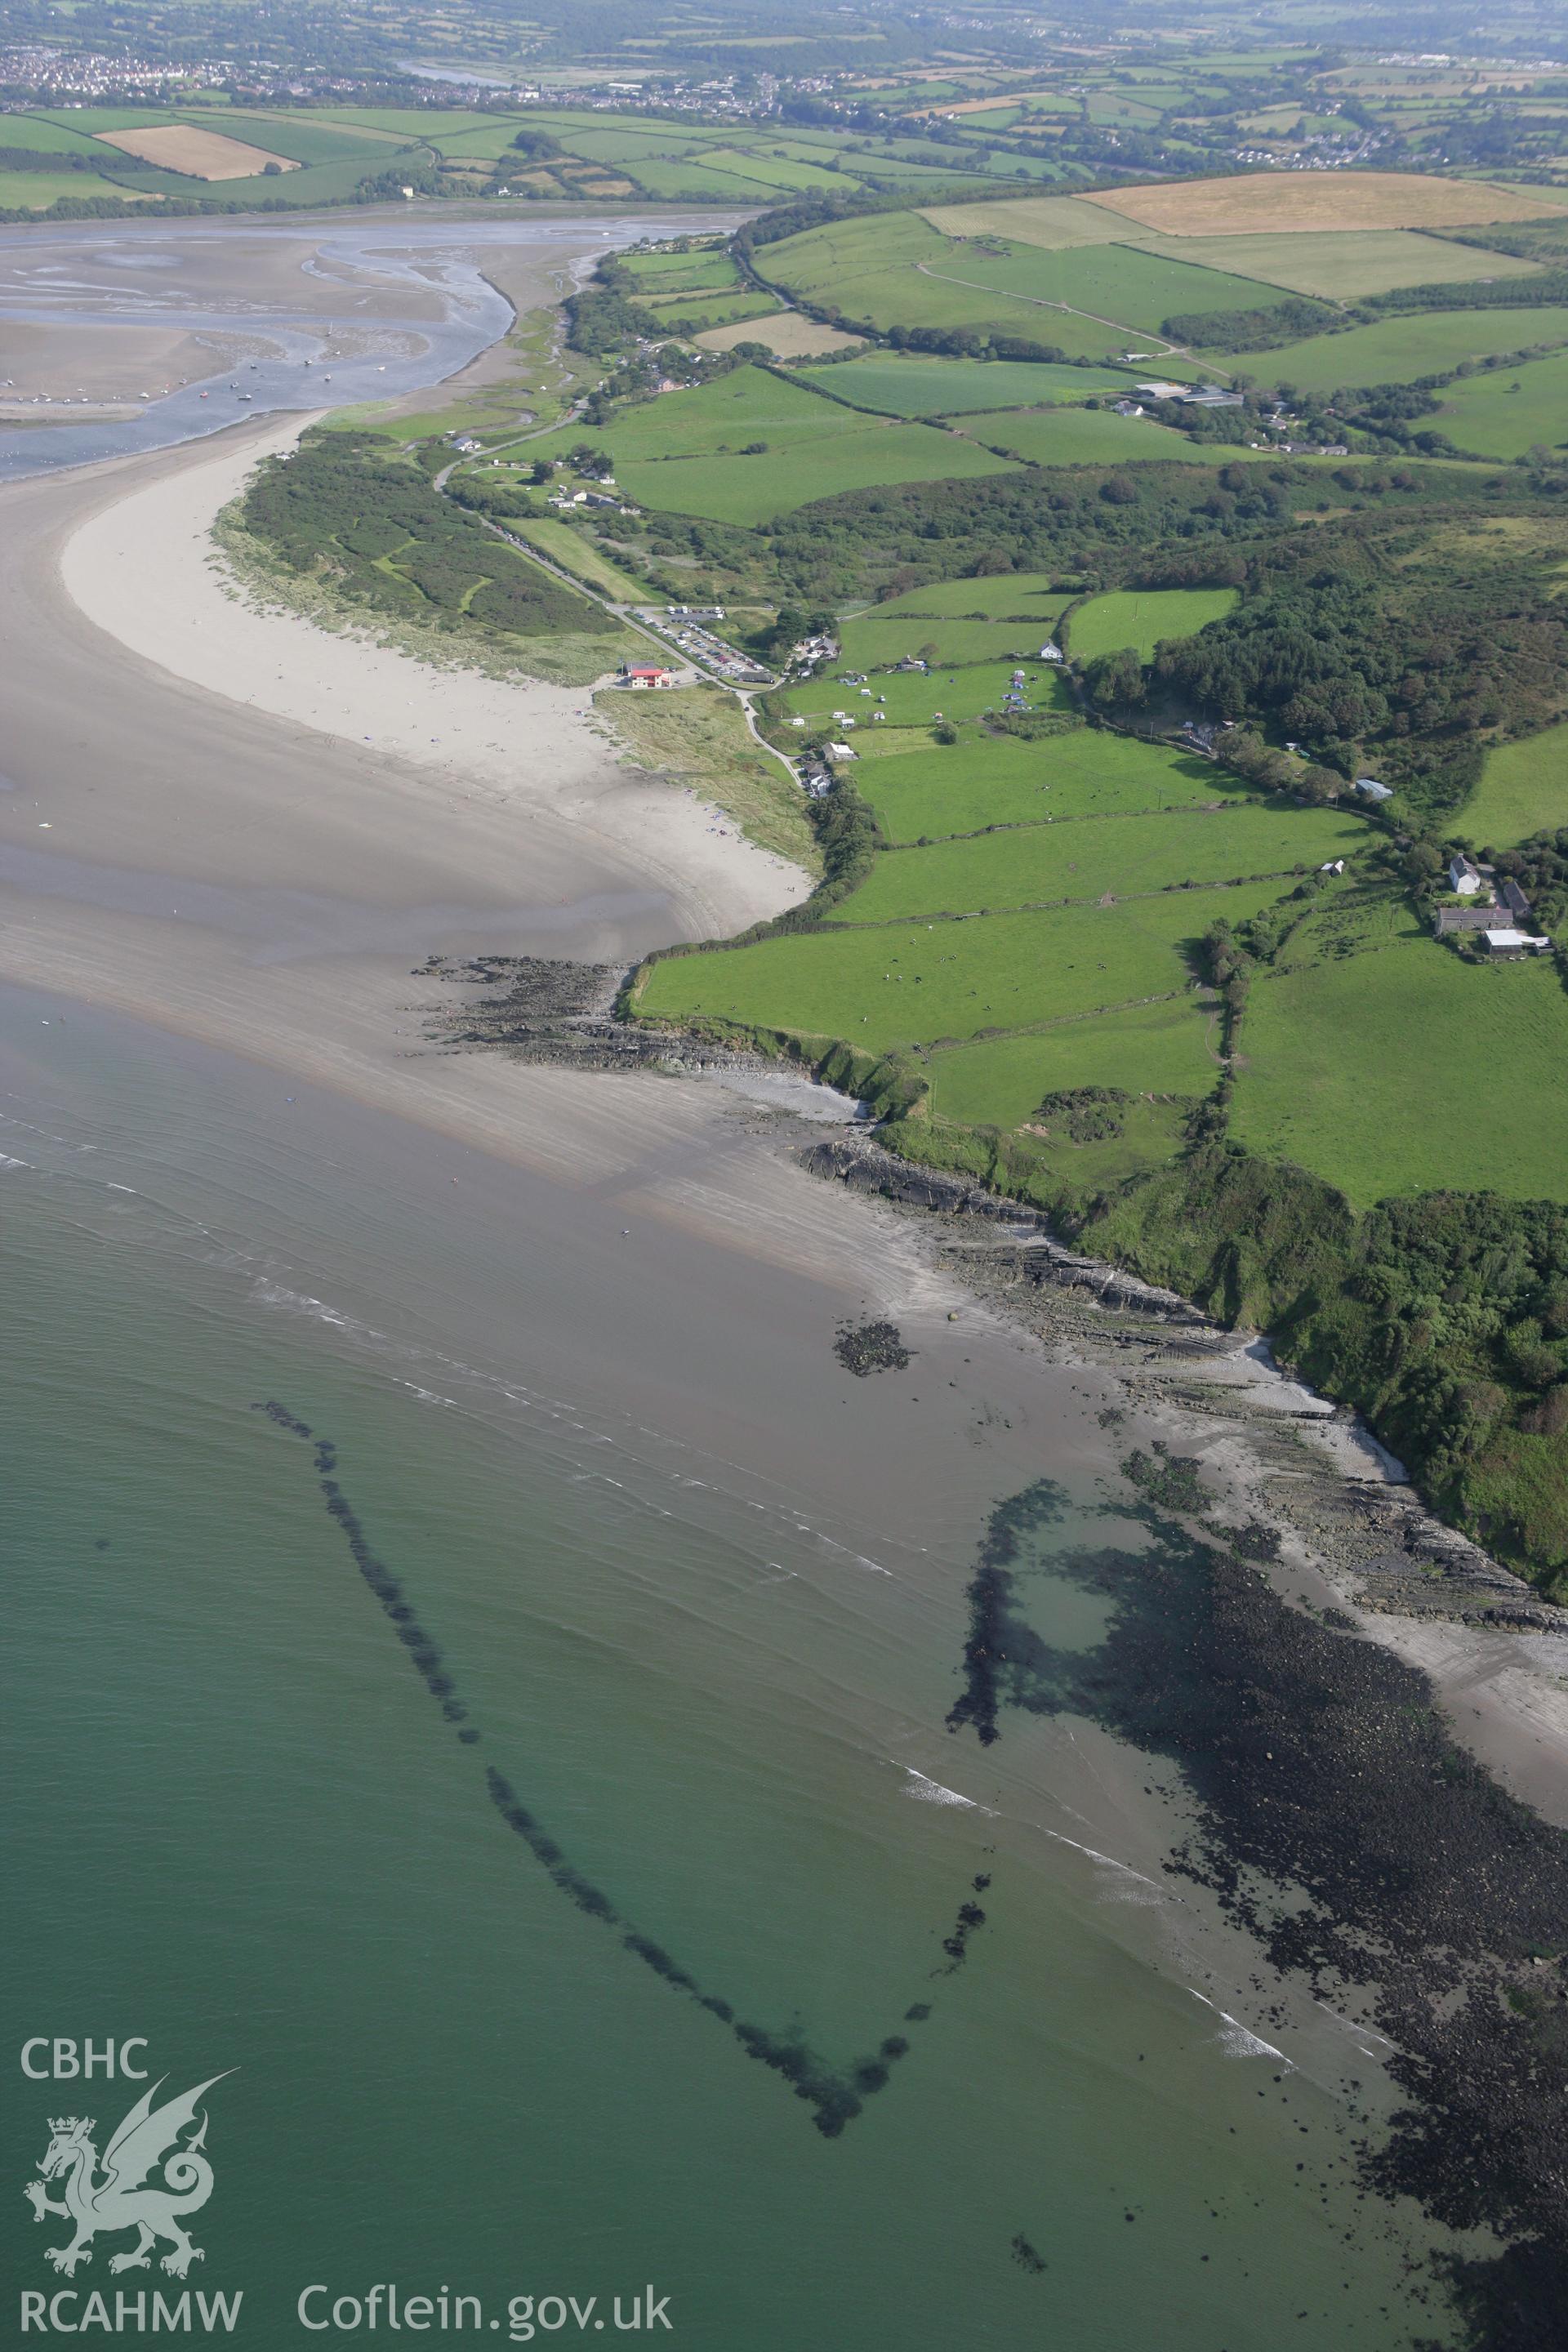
[0,983,1451,2346]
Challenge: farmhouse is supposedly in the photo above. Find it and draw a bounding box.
[1434,904,1502,936]
[1450,853,1483,894]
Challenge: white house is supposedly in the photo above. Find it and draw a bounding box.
[1450,854,1483,895]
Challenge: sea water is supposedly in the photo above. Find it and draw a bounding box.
[0,985,1450,2347]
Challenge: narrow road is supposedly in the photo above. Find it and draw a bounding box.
[432,466,793,731]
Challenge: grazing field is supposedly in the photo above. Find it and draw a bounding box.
[94,124,298,178]
[1461,724,1568,846]
[615,428,1015,525]
[1082,170,1562,235]
[511,520,658,601]
[694,314,864,357]
[523,363,898,458]
[848,730,1249,843]
[522,364,1018,523]
[758,212,1148,354]
[783,657,1070,731]
[924,996,1219,1126]
[1070,586,1240,662]
[960,405,1218,465]
[622,249,739,292]
[638,875,1292,1052]
[0,114,116,152]
[213,112,399,164]
[919,198,1146,254]
[1235,943,1568,1205]
[798,355,1140,416]
[1224,306,1568,390]
[826,803,1366,924]
[858,572,1074,621]
[0,169,137,207]
[1116,228,1545,299]
[639,290,782,332]
[914,236,1276,333]
[836,606,1068,669]
[1432,349,1568,457]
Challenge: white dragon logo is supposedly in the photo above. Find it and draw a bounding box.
[24,2074,231,2280]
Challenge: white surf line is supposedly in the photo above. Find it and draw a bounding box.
[900,1766,996,1811]
[1313,1998,1397,2056]
[1189,1988,1293,2066]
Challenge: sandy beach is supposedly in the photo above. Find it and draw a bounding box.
[0,417,826,1220]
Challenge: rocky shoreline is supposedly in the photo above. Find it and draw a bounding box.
[416,949,1568,2345]
[417,951,1565,1642]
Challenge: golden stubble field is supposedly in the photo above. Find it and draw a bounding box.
[95,125,300,180]
[1081,170,1560,235]
[695,310,866,357]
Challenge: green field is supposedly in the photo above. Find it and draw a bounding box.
[617,428,1015,524]
[1235,942,1568,1205]
[639,290,782,331]
[522,365,1019,524]
[960,405,1219,465]
[0,168,125,207]
[621,249,738,292]
[701,145,857,193]
[0,115,109,153]
[759,212,1148,356]
[836,607,1068,669]
[1070,587,1241,662]
[920,193,1178,249]
[1432,349,1568,457]
[1227,307,1568,391]
[916,235,1282,334]
[857,729,1243,842]
[924,996,1220,1126]
[856,571,1075,621]
[784,658,1070,730]
[512,519,659,599]
[826,803,1365,924]
[798,356,1140,416]
[221,111,415,163]
[1461,724,1568,846]
[639,875,1294,1052]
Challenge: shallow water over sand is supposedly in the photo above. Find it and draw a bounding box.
[0,985,1451,2347]
[0,210,734,479]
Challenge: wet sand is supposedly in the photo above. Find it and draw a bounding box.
[0,403,804,1190]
